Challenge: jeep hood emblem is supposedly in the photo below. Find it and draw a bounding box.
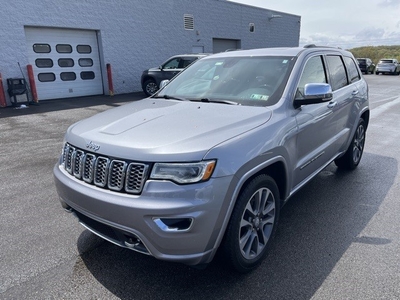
[86,141,100,152]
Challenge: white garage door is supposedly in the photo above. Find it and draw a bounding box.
[25,27,103,100]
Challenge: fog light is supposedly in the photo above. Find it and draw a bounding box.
[153,218,193,232]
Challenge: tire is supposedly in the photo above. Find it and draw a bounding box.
[220,174,280,273]
[335,119,366,170]
[143,79,158,96]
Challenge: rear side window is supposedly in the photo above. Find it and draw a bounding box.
[326,55,347,91]
[344,57,361,83]
[180,57,197,68]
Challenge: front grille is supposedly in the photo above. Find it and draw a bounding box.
[62,143,149,194]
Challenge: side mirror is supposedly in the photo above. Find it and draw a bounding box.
[294,83,333,109]
[160,80,170,89]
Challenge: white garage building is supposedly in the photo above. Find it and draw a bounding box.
[0,0,300,106]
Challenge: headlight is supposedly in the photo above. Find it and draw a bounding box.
[150,160,216,184]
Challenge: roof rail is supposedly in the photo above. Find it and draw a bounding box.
[303,44,342,50]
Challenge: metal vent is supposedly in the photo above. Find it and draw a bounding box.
[184,14,194,30]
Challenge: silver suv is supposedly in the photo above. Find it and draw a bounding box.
[54,46,369,273]
[375,58,400,75]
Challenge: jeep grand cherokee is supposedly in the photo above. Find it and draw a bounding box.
[54,46,369,273]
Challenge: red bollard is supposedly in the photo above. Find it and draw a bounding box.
[0,73,7,107]
[27,64,38,103]
[106,63,114,96]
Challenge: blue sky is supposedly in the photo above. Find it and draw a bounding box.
[229,0,400,49]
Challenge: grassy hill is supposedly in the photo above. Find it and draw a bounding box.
[348,45,400,64]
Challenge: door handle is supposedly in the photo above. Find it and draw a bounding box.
[327,101,337,109]
[352,90,359,96]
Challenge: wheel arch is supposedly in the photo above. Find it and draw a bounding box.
[141,75,156,87]
[361,109,370,130]
[211,157,289,257]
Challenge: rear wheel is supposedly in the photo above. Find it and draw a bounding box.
[335,119,366,170]
[221,174,280,273]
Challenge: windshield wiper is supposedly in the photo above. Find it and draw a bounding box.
[152,95,189,101]
[198,98,239,105]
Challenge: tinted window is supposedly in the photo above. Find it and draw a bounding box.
[33,44,51,53]
[180,58,197,68]
[35,58,53,68]
[380,60,394,64]
[80,71,95,80]
[326,55,347,91]
[60,72,76,81]
[163,58,180,69]
[38,73,55,82]
[78,58,93,67]
[76,45,92,54]
[344,57,361,83]
[58,58,74,67]
[56,44,73,53]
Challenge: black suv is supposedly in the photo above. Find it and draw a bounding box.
[356,58,375,74]
[141,54,209,96]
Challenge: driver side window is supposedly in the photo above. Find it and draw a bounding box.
[296,56,327,99]
[163,58,180,69]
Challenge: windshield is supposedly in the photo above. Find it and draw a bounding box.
[156,55,296,107]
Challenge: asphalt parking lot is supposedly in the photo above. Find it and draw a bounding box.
[1,75,400,300]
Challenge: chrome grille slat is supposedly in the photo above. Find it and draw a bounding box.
[65,145,75,174]
[94,157,110,187]
[73,150,85,179]
[83,154,96,183]
[62,143,148,194]
[108,160,127,191]
[126,163,149,194]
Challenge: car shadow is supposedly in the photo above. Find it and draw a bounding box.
[76,152,397,300]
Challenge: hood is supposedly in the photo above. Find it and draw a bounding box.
[66,99,272,161]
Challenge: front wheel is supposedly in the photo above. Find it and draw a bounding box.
[143,79,158,96]
[220,174,280,273]
[335,119,366,170]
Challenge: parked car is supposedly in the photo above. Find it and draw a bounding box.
[356,58,375,74]
[54,46,369,273]
[375,58,400,75]
[141,54,209,96]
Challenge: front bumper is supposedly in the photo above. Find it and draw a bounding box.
[54,164,233,266]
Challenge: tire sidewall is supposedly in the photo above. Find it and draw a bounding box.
[222,174,280,272]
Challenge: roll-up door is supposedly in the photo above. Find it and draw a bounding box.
[25,27,103,100]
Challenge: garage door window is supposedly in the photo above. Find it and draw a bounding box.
[58,58,74,67]
[56,44,72,53]
[60,72,76,81]
[81,71,95,80]
[38,73,56,82]
[77,45,92,54]
[78,58,93,67]
[33,44,51,53]
[35,58,53,68]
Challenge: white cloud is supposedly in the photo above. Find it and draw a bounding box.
[228,0,400,49]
